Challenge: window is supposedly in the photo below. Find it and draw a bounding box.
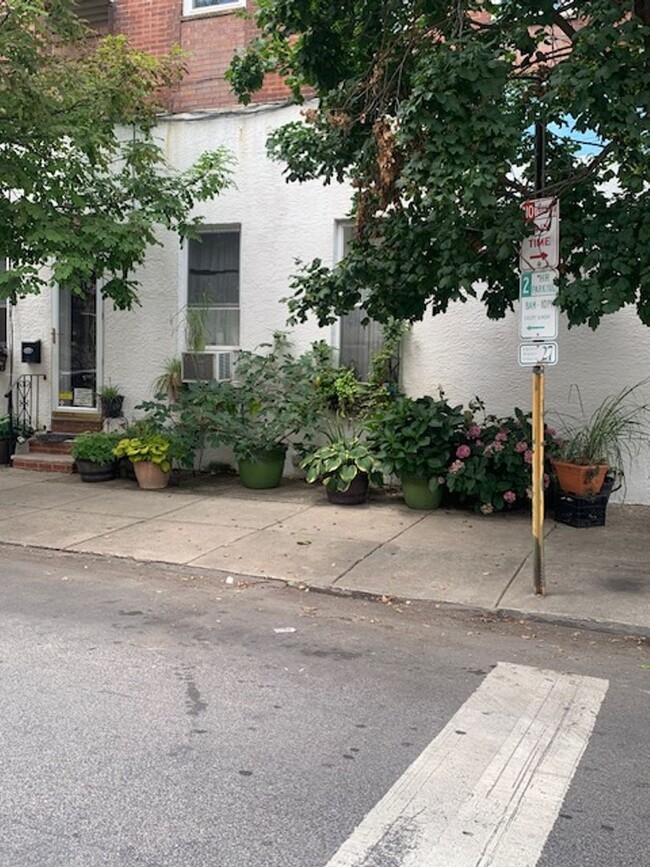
[183,0,246,16]
[187,229,240,349]
[335,223,386,381]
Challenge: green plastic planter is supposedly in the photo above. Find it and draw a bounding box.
[401,475,442,510]
[238,447,287,490]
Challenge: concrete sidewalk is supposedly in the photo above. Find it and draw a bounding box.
[1,467,648,636]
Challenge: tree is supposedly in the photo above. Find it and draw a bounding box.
[0,0,232,309]
[228,1,649,329]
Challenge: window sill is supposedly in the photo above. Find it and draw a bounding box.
[182,5,245,20]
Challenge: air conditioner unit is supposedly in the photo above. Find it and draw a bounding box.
[181,352,215,383]
[181,351,237,383]
[215,350,236,382]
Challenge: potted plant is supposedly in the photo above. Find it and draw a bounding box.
[99,384,125,419]
[113,434,172,490]
[550,382,650,497]
[0,415,10,465]
[366,394,464,509]
[209,334,326,489]
[153,357,183,403]
[71,431,120,482]
[300,427,383,505]
[445,404,559,514]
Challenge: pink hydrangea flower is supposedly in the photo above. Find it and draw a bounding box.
[448,459,465,474]
[467,424,481,439]
[476,439,484,447]
[524,449,533,464]
[456,444,471,459]
[437,476,446,485]
[503,490,516,503]
[514,441,528,453]
[495,431,508,443]
[546,426,557,436]
[492,441,504,453]
[480,503,494,515]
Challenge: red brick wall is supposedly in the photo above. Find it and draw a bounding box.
[113,0,292,112]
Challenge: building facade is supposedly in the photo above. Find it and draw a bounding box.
[2,0,649,502]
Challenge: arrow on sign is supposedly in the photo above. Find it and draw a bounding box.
[530,252,549,262]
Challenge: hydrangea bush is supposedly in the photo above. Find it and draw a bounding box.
[445,404,560,514]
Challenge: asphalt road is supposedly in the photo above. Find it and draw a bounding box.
[0,544,648,867]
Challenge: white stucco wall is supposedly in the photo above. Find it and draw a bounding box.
[4,101,649,503]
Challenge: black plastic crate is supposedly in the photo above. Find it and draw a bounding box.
[554,477,614,529]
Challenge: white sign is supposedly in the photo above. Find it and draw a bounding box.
[519,294,558,339]
[520,269,559,299]
[518,342,558,367]
[520,197,559,271]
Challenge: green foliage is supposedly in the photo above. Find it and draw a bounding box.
[71,431,120,464]
[210,334,329,461]
[0,416,10,437]
[98,384,122,401]
[445,406,559,514]
[152,358,183,404]
[0,1,232,309]
[550,381,650,472]
[366,394,464,483]
[229,1,650,330]
[300,425,383,493]
[113,434,172,472]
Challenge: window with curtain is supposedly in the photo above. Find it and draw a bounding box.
[188,230,240,349]
[337,223,386,381]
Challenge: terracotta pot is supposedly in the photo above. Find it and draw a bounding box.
[133,461,171,490]
[552,459,608,497]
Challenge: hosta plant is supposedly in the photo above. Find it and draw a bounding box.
[301,431,382,493]
[113,435,172,473]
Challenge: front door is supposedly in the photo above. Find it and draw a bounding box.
[53,284,101,411]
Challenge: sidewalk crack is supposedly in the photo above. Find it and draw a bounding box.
[330,512,430,587]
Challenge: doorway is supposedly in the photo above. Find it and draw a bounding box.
[52,283,102,412]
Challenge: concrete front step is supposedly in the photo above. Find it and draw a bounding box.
[12,453,77,474]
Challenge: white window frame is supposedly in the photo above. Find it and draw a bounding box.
[185,225,241,352]
[183,0,246,17]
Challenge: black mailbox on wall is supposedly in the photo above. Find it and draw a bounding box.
[21,340,41,364]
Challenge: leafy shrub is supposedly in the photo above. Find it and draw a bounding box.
[71,431,120,464]
[301,429,382,493]
[366,394,464,483]
[445,405,560,514]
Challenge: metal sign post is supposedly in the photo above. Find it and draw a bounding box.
[532,365,545,595]
[529,122,549,596]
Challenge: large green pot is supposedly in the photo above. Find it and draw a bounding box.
[238,447,287,490]
[401,475,442,510]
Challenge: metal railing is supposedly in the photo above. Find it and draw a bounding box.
[4,374,47,456]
